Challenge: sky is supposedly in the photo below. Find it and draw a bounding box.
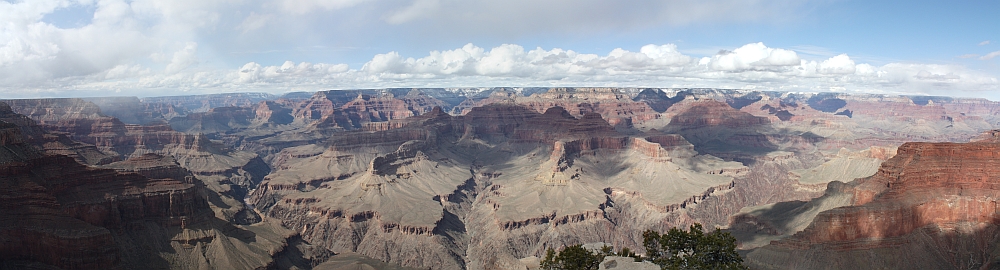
[1,0,999,99]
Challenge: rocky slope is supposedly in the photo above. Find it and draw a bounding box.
[4,100,270,198]
[7,88,1000,269]
[745,138,1000,269]
[0,101,345,269]
[248,104,752,269]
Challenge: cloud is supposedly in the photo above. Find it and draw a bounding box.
[4,41,997,100]
[958,54,979,59]
[980,40,991,46]
[981,51,1000,60]
[165,42,198,74]
[0,0,822,88]
[914,70,960,81]
[0,1,998,100]
[703,43,801,71]
[360,43,697,78]
[817,54,856,74]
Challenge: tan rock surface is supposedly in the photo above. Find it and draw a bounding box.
[747,139,1000,269]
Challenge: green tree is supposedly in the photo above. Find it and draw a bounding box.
[541,248,558,270]
[642,223,747,270]
[539,244,604,270]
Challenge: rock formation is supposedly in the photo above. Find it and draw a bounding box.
[746,138,1000,269]
[248,103,751,269]
[7,88,1000,269]
[0,102,328,270]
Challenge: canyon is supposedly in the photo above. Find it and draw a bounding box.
[3,87,1000,269]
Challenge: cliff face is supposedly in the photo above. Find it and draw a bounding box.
[0,101,117,165]
[668,99,770,129]
[9,89,1000,270]
[747,140,1000,269]
[7,104,266,178]
[3,98,105,123]
[0,104,325,270]
[495,87,664,128]
[0,119,207,269]
[290,90,448,128]
[250,104,748,269]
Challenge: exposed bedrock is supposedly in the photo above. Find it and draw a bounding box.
[1,108,314,270]
[747,140,1000,270]
[0,139,209,269]
[2,98,105,122]
[13,89,1000,269]
[451,88,665,129]
[291,90,447,127]
[257,140,476,269]
[250,103,752,269]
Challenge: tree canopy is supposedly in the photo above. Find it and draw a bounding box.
[643,223,746,270]
[539,223,746,270]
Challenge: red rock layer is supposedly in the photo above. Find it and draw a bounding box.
[2,98,105,123]
[254,101,294,125]
[748,141,1000,269]
[27,116,218,160]
[667,100,770,129]
[468,87,664,126]
[0,120,210,269]
[292,90,448,129]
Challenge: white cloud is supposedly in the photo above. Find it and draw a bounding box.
[704,43,801,71]
[0,0,998,100]
[104,64,148,79]
[817,54,856,74]
[361,43,696,78]
[165,42,198,74]
[981,51,1000,60]
[4,42,997,100]
[980,40,991,46]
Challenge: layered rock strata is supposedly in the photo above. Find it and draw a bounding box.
[250,104,748,269]
[746,139,1000,269]
[0,121,208,269]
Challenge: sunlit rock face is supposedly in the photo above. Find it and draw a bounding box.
[746,138,1000,270]
[6,88,1000,269]
[249,103,748,269]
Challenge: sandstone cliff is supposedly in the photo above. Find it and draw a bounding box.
[0,105,325,270]
[250,104,750,269]
[10,89,1000,270]
[746,139,1000,269]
